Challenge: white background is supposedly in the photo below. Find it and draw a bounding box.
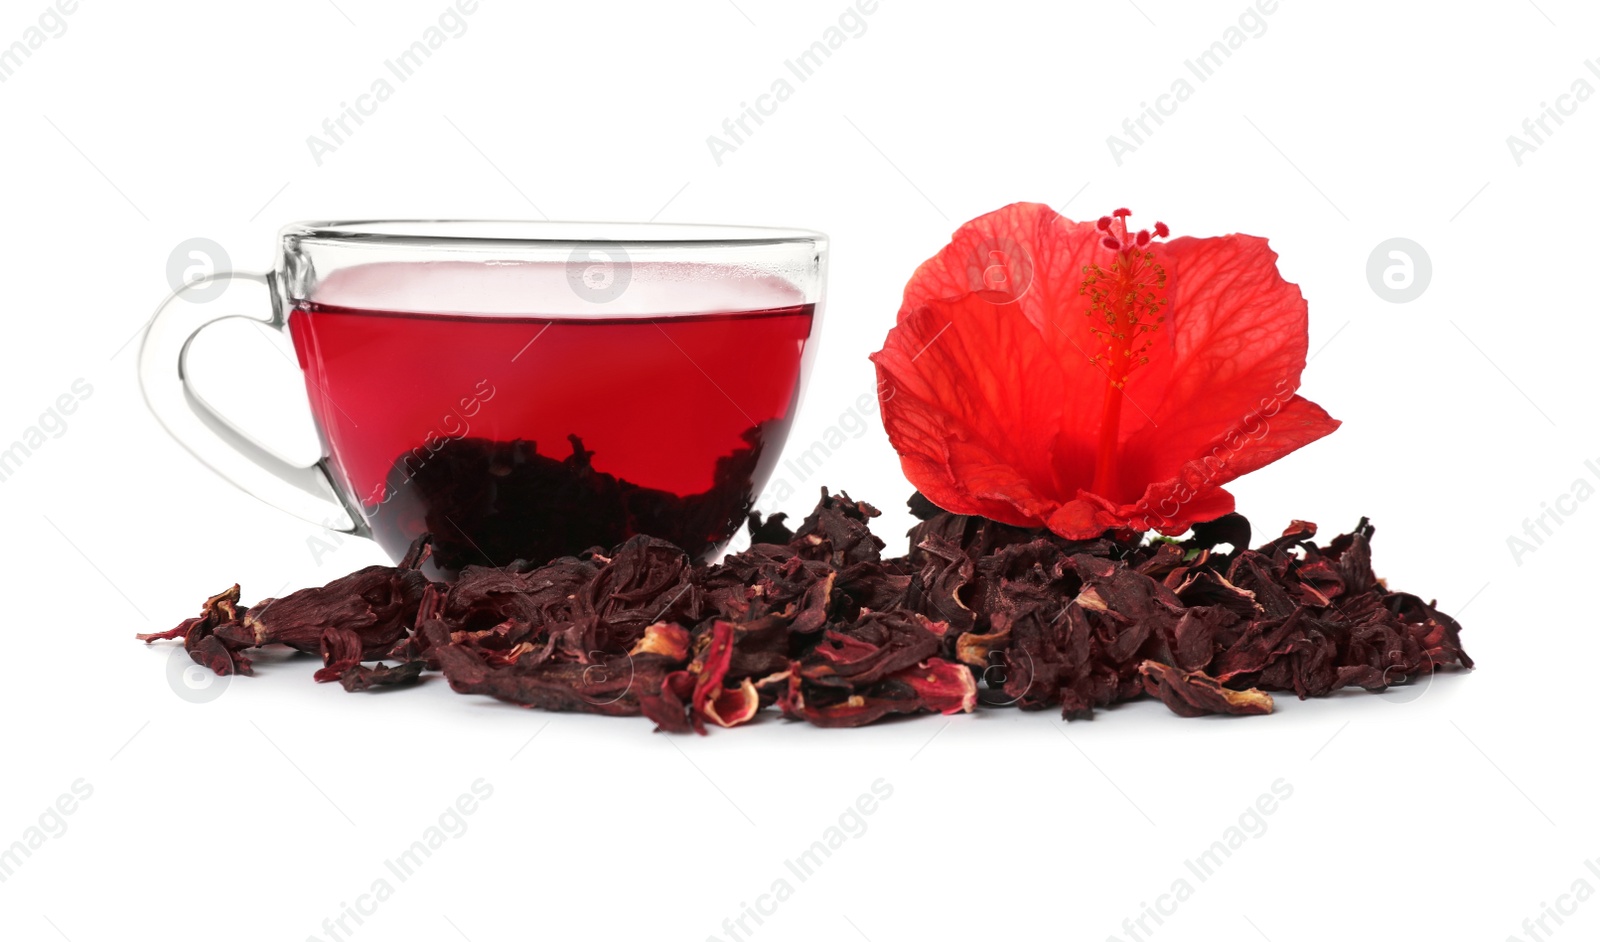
[0,0,1590,939]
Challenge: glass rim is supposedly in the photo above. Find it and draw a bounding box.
[281,219,828,248]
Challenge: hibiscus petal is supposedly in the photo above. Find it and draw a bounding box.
[1045,396,1339,538]
[872,292,1068,526]
[901,201,1100,319]
[1046,497,1124,541]
[1128,395,1341,534]
[1117,234,1326,494]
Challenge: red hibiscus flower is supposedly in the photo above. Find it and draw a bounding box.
[869,202,1340,539]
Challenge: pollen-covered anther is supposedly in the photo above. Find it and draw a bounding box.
[1080,209,1173,397]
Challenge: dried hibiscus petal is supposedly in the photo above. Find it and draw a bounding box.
[339,661,425,691]
[1139,660,1274,717]
[314,627,365,683]
[434,643,674,718]
[639,670,698,734]
[686,620,742,733]
[890,659,978,715]
[703,678,760,728]
[218,566,429,656]
[188,634,244,677]
[630,622,691,660]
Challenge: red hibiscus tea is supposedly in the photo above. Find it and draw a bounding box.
[286,261,818,573]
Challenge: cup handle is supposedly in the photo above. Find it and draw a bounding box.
[137,270,369,536]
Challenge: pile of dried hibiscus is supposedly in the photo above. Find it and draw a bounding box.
[138,490,1471,731]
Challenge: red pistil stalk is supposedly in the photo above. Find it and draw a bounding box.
[1082,209,1169,498]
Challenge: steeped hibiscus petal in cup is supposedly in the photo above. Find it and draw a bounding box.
[869,202,1340,539]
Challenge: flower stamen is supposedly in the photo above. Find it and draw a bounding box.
[1078,209,1171,496]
